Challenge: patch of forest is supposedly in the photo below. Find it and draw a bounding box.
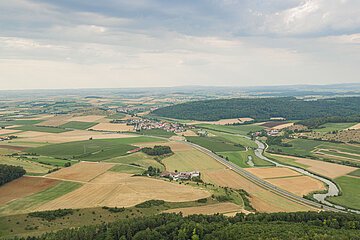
[11,211,360,239]
[0,164,26,186]
[153,97,360,121]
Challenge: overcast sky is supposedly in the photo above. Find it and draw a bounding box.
[0,0,359,89]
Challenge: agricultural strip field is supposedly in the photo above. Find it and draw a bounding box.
[186,136,245,152]
[219,150,273,168]
[68,115,106,122]
[12,125,70,133]
[59,121,97,130]
[0,181,81,216]
[245,167,302,179]
[202,169,313,213]
[267,153,357,179]
[36,172,211,211]
[109,164,145,174]
[0,177,59,205]
[313,122,357,133]
[89,123,134,132]
[138,129,176,138]
[0,156,54,175]
[196,123,264,135]
[105,152,164,171]
[45,162,114,182]
[327,176,360,210]
[164,202,244,216]
[348,169,360,177]
[207,130,258,148]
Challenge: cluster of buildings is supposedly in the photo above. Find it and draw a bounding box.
[160,171,200,181]
[0,135,17,141]
[126,118,185,133]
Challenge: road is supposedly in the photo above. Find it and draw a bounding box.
[184,141,346,213]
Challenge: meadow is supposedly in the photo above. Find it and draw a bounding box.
[138,129,175,138]
[12,125,69,133]
[59,121,97,130]
[313,122,356,133]
[327,176,360,210]
[196,123,264,135]
[186,136,245,152]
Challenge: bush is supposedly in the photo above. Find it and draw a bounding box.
[28,209,74,221]
[135,200,165,208]
[142,145,173,156]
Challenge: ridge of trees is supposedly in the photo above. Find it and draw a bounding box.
[0,164,26,186]
[153,97,360,121]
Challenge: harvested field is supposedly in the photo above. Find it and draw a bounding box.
[349,123,360,130]
[89,123,134,132]
[0,156,53,174]
[45,162,114,182]
[15,130,137,143]
[177,130,197,136]
[202,169,313,212]
[271,154,357,179]
[38,115,72,127]
[69,115,106,123]
[267,176,325,197]
[163,149,225,172]
[0,177,59,205]
[0,129,21,135]
[37,172,210,210]
[0,145,27,151]
[272,123,294,130]
[245,167,301,179]
[164,202,243,216]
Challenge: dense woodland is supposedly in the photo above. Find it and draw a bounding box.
[11,212,360,240]
[153,97,360,121]
[141,145,173,156]
[297,115,360,128]
[0,164,26,186]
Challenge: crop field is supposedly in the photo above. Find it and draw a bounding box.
[208,130,258,148]
[68,115,106,122]
[23,156,73,167]
[267,176,325,197]
[348,169,360,177]
[0,181,81,216]
[313,122,357,133]
[59,121,97,130]
[1,120,43,126]
[186,136,245,152]
[0,177,59,205]
[267,153,357,178]
[219,150,273,168]
[105,152,164,171]
[27,137,158,161]
[36,172,211,211]
[89,123,134,132]
[196,123,264,135]
[110,164,145,174]
[12,125,70,133]
[164,202,243,216]
[202,169,313,212]
[328,176,360,210]
[0,156,54,175]
[45,162,114,182]
[245,167,302,179]
[37,115,72,127]
[0,129,21,135]
[349,123,360,130]
[139,129,175,138]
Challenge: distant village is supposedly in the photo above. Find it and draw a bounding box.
[112,117,186,133]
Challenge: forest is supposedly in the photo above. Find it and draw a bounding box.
[141,145,173,156]
[297,115,360,128]
[153,97,360,121]
[0,164,26,186]
[10,211,360,240]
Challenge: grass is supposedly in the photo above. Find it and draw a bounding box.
[219,150,273,168]
[196,124,264,135]
[105,152,164,171]
[317,150,360,161]
[22,156,74,167]
[314,122,356,133]
[110,164,145,174]
[59,121,97,130]
[139,129,176,138]
[0,181,82,216]
[0,120,43,127]
[107,113,126,119]
[207,130,258,148]
[327,176,360,210]
[0,156,54,174]
[186,136,245,152]
[12,125,70,133]
[264,153,310,169]
[27,137,160,161]
[348,169,360,177]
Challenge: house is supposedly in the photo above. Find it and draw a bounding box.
[160,171,200,181]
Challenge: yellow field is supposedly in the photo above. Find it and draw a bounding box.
[272,123,294,130]
[245,167,301,179]
[89,123,134,132]
[202,169,314,213]
[348,123,360,130]
[45,162,114,182]
[37,172,210,210]
[0,129,22,135]
[37,115,72,127]
[164,202,244,216]
[68,115,106,123]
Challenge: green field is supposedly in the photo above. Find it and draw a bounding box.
[13,125,70,133]
[314,122,356,133]
[0,156,54,175]
[264,153,309,169]
[110,164,145,174]
[27,137,160,161]
[59,121,97,130]
[105,152,165,170]
[207,130,258,148]
[219,150,273,168]
[0,181,82,216]
[23,156,74,167]
[107,113,126,119]
[139,129,175,138]
[0,120,43,126]
[186,136,245,152]
[327,176,360,210]
[196,124,264,135]
[348,169,360,177]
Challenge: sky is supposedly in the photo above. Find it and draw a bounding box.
[0,0,359,90]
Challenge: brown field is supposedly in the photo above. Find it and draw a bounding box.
[45,162,114,182]
[14,130,137,143]
[202,169,314,212]
[267,176,325,196]
[38,115,72,127]
[68,115,106,123]
[178,130,197,137]
[348,123,360,130]
[272,123,294,130]
[273,154,357,178]
[164,202,243,216]
[37,172,210,210]
[0,177,59,205]
[0,129,21,135]
[0,145,27,151]
[245,167,302,179]
[89,123,134,132]
[187,118,253,125]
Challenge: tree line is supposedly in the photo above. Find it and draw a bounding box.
[142,145,173,156]
[0,164,26,186]
[297,115,360,129]
[153,97,360,121]
[10,211,360,240]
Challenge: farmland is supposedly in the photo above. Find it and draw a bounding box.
[12,125,70,133]
[59,121,97,130]
[328,176,360,210]
[196,123,264,135]
[186,136,245,152]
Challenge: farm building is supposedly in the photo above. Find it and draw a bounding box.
[161,171,200,181]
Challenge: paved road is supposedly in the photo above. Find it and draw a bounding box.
[184,141,346,213]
